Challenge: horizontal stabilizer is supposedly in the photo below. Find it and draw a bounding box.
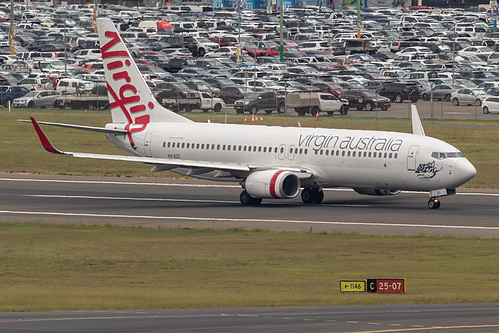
[19,119,127,135]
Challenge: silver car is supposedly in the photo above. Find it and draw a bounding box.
[13,90,61,108]
[450,89,482,106]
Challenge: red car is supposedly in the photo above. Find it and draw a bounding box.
[311,82,344,98]
[244,44,267,58]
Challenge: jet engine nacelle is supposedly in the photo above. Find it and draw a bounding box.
[353,188,401,196]
[245,170,301,199]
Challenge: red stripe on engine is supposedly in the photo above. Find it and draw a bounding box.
[270,170,285,199]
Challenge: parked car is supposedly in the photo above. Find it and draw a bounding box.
[482,97,499,114]
[234,90,285,114]
[377,82,420,103]
[13,90,61,108]
[0,85,30,106]
[341,89,391,111]
[287,91,348,116]
[422,84,465,101]
[450,88,481,106]
[17,77,53,91]
[218,86,256,104]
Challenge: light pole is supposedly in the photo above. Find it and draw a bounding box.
[452,23,456,84]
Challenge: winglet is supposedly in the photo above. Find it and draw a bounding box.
[411,105,425,136]
[30,117,64,154]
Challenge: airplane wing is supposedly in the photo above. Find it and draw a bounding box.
[29,117,313,178]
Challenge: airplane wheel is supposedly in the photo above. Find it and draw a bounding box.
[428,198,441,209]
[240,190,262,206]
[301,188,324,204]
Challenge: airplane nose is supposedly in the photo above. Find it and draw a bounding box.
[456,159,476,185]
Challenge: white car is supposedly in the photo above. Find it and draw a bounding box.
[482,96,499,114]
[17,77,54,91]
[396,46,434,58]
[457,46,494,57]
[204,46,238,58]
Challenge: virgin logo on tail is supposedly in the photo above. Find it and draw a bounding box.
[101,30,154,149]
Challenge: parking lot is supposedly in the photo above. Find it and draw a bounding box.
[3,2,499,120]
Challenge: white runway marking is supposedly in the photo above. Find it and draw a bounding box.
[1,210,499,231]
[2,177,499,197]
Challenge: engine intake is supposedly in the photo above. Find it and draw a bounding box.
[244,170,301,199]
[353,188,401,196]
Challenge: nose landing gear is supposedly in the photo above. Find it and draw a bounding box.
[428,198,441,209]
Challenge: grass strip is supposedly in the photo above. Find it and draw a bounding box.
[1,223,498,311]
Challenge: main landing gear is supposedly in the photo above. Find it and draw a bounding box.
[301,188,324,204]
[240,190,262,206]
[428,198,441,209]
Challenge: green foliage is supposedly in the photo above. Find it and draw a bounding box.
[1,223,499,311]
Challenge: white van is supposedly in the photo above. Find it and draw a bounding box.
[56,78,94,94]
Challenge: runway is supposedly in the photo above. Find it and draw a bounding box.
[0,174,498,238]
[1,303,499,333]
[1,174,499,331]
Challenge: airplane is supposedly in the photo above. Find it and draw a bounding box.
[26,18,476,210]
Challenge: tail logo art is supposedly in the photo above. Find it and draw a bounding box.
[101,30,154,149]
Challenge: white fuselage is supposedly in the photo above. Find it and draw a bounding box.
[106,121,476,192]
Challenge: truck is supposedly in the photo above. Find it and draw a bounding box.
[0,85,30,107]
[158,90,226,113]
[234,90,285,114]
[344,38,378,55]
[54,94,109,109]
[287,92,348,116]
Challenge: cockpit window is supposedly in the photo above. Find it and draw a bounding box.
[431,152,464,159]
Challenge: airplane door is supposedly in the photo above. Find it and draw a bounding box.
[407,145,419,171]
[144,133,153,157]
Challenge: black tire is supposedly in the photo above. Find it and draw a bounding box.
[198,48,206,57]
[310,106,319,116]
[213,103,222,113]
[452,98,459,106]
[277,103,285,114]
[445,93,451,102]
[301,188,313,204]
[410,97,418,102]
[182,105,191,113]
[297,109,306,116]
[250,105,258,114]
[475,99,481,106]
[381,107,388,111]
[240,190,261,206]
[422,93,429,101]
[27,101,34,108]
[395,94,403,103]
[483,106,490,114]
[301,188,324,204]
[341,106,349,115]
[428,198,441,209]
[365,102,373,111]
[240,190,253,206]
